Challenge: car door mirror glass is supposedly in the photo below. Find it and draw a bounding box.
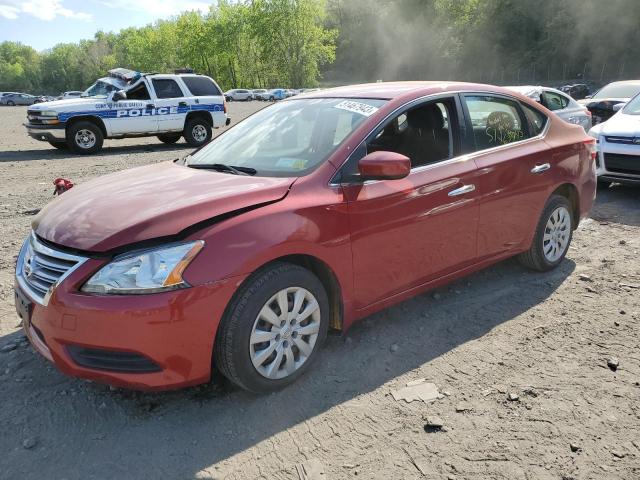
[613,102,626,112]
[112,90,127,102]
[358,151,411,181]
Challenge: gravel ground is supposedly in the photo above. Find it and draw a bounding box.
[0,104,639,480]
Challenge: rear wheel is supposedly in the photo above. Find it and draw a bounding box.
[518,195,573,271]
[67,121,103,154]
[157,133,181,145]
[183,117,212,147]
[214,262,329,393]
[7,101,15,106]
[48,141,68,150]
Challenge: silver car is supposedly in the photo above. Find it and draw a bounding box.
[0,93,37,106]
[507,85,592,131]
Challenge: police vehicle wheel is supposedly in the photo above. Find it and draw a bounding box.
[48,141,68,150]
[157,133,181,145]
[67,121,103,154]
[184,118,212,147]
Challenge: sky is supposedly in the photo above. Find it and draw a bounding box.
[0,0,212,51]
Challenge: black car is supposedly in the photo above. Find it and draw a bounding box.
[560,84,590,100]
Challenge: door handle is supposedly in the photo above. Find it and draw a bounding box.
[178,101,188,107]
[531,163,551,174]
[146,103,155,109]
[448,184,476,197]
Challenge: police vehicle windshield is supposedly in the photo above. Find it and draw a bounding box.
[83,79,122,98]
[187,97,387,177]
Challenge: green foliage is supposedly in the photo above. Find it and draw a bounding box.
[0,0,337,94]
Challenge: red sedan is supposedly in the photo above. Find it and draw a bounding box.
[14,82,597,392]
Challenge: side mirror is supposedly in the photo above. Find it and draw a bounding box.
[112,90,127,102]
[613,102,626,112]
[358,151,411,181]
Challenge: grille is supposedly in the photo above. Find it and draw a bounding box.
[16,233,87,305]
[67,346,162,373]
[604,136,640,145]
[603,153,640,176]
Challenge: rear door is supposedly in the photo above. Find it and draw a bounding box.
[179,75,226,127]
[149,77,188,132]
[460,94,553,260]
[342,96,480,309]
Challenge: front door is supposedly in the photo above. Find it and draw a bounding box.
[150,77,189,132]
[342,97,480,309]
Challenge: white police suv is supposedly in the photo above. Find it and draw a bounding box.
[25,68,229,154]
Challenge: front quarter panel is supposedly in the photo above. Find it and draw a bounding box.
[181,180,355,322]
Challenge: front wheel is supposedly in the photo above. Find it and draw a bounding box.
[518,195,573,271]
[66,121,104,154]
[183,117,212,147]
[214,263,329,393]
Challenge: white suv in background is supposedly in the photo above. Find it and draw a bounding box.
[224,89,253,101]
[589,92,640,186]
[25,68,229,154]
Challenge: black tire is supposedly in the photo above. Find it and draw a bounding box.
[66,120,103,154]
[48,141,68,150]
[269,96,275,101]
[7,101,15,106]
[157,133,181,145]
[183,116,212,147]
[518,194,573,272]
[214,262,330,393]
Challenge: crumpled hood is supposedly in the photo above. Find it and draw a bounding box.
[28,98,100,111]
[597,112,640,136]
[33,162,294,252]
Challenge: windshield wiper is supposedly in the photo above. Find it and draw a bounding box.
[187,163,256,176]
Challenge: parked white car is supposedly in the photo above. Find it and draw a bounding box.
[25,68,228,154]
[588,92,640,186]
[251,89,267,100]
[224,89,253,101]
[507,85,592,131]
[60,91,84,99]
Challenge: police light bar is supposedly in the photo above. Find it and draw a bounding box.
[108,68,142,83]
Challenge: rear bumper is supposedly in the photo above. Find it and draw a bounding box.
[25,123,66,142]
[16,262,246,390]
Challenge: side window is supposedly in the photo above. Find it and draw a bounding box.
[464,95,526,150]
[367,99,456,168]
[541,91,569,111]
[152,79,184,99]
[521,103,548,136]
[126,82,150,100]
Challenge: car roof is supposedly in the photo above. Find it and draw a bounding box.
[301,81,512,100]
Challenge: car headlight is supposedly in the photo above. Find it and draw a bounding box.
[82,241,204,295]
[39,110,58,117]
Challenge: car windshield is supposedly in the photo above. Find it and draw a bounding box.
[83,80,120,98]
[593,83,640,99]
[187,97,386,177]
[622,94,640,115]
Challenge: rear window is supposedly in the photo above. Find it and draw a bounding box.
[521,103,548,135]
[182,76,222,96]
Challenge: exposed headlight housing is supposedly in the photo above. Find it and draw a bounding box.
[39,110,58,117]
[82,241,204,295]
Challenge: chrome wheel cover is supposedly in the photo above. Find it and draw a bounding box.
[75,129,96,149]
[250,287,321,380]
[543,206,571,262]
[192,124,207,142]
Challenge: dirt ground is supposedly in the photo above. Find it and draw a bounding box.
[0,104,639,480]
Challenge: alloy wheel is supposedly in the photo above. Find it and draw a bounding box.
[192,124,208,142]
[249,287,321,380]
[542,206,571,262]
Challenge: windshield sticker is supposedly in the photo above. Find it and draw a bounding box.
[334,100,379,117]
[275,158,307,169]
